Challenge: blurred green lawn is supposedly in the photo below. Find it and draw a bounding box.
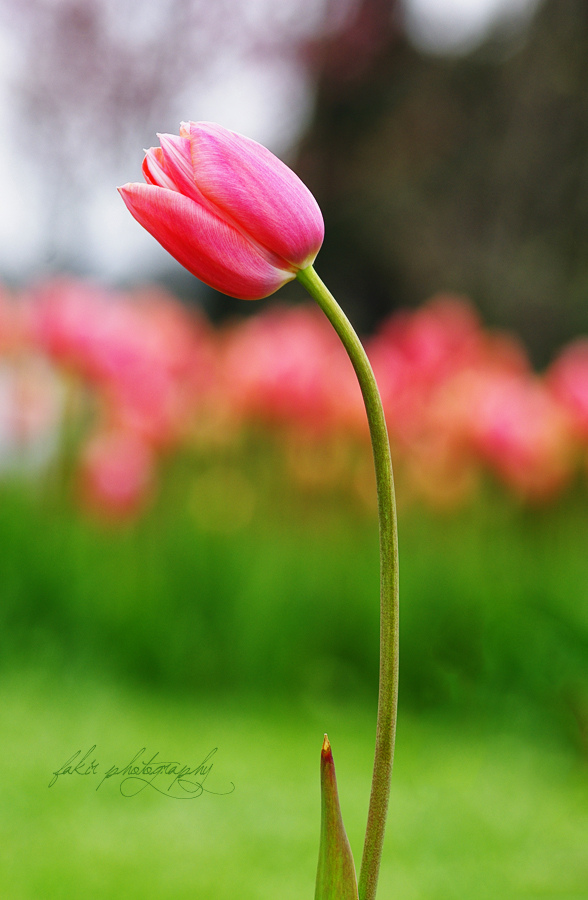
[2,451,588,736]
[0,667,586,899]
[1,449,588,897]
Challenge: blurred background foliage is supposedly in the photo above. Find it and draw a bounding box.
[1,281,587,736]
[0,0,587,896]
[2,0,588,365]
[297,0,588,364]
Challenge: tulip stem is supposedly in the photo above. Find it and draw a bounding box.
[296,265,399,900]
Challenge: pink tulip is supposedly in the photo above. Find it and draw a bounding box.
[30,278,218,448]
[462,371,573,500]
[547,338,588,439]
[119,122,324,300]
[221,304,362,434]
[79,430,155,520]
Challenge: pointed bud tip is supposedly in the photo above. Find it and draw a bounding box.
[321,733,332,761]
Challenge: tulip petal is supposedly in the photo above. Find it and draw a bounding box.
[157,133,203,204]
[118,183,295,300]
[142,147,177,190]
[185,122,324,269]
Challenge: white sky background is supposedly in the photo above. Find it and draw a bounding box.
[405,0,541,53]
[0,0,541,286]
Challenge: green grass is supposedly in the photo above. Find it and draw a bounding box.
[0,446,587,895]
[1,456,587,749]
[0,666,586,899]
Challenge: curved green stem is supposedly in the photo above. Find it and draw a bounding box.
[296,265,399,900]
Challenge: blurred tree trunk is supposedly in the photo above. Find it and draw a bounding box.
[297,0,588,365]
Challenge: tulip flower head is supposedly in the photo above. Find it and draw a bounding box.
[123,126,396,900]
[119,122,324,300]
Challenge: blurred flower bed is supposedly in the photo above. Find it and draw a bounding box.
[2,277,588,520]
[1,278,587,748]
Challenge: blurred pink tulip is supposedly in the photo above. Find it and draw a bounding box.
[365,295,554,505]
[31,278,218,448]
[367,296,503,455]
[7,274,585,512]
[367,296,488,448]
[462,372,573,500]
[79,430,155,520]
[547,338,588,440]
[221,304,362,434]
[119,122,324,300]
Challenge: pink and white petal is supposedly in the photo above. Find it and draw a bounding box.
[185,122,324,269]
[117,183,295,300]
[142,147,178,190]
[157,133,203,204]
